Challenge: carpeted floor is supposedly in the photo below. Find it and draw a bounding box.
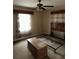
[13,36,65,59]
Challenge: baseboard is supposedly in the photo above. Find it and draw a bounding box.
[41,33,65,40]
[13,33,43,43]
[13,33,65,44]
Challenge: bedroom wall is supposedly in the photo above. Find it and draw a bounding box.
[13,6,65,40]
[13,13,17,40]
[13,11,43,40]
[31,11,43,35]
[13,6,43,40]
[42,10,65,39]
[42,11,51,34]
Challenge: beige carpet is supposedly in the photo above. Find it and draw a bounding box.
[14,36,65,59]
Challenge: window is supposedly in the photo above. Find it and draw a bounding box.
[18,13,31,33]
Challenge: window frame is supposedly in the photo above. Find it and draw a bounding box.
[17,13,32,36]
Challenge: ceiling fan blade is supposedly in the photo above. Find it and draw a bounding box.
[41,7,46,10]
[43,6,54,7]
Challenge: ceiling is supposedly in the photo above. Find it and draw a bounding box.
[13,0,65,11]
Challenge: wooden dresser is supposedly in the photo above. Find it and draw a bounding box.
[27,37,47,59]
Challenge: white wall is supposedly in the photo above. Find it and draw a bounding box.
[31,11,43,35]
[13,7,43,40]
[13,6,65,40]
[42,11,51,34]
[42,10,65,39]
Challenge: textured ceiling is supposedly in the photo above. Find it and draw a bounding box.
[13,0,65,11]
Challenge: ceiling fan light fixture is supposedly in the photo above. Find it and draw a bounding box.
[35,0,54,11]
[36,7,43,11]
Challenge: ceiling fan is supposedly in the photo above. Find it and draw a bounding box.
[35,0,54,11]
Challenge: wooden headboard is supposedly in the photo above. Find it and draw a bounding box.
[51,22,65,39]
[51,22,65,32]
